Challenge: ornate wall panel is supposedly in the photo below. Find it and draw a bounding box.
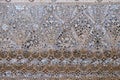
[0,0,120,80]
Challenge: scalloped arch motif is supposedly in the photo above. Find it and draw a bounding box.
[0,0,120,80]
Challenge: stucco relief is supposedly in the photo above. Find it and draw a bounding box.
[0,0,120,79]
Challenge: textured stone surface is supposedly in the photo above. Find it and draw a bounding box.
[0,0,120,3]
[0,0,120,80]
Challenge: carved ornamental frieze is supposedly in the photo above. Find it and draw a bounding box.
[0,0,120,80]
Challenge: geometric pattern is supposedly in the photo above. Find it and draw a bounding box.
[0,0,120,79]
